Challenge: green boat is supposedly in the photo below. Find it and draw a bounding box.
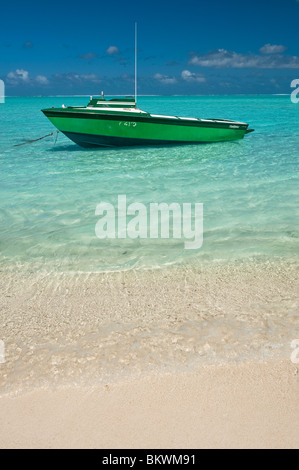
[42,25,253,148]
[42,96,254,148]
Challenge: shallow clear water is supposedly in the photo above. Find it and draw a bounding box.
[0,96,298,395]
[0,95,298,272]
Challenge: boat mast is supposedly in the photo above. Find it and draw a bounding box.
[135,22,137,107]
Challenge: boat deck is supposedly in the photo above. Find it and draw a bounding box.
[61,106,248,126]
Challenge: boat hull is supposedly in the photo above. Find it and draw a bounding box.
[62,131,214,147]
[42,109,251,148]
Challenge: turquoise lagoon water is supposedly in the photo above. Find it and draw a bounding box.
[0,96,299,393]
[0,95,298,272]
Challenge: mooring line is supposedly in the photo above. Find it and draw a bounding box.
[13,130,59,147]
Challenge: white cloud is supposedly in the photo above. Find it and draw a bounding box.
[35,75,49,85]
[259,43,287,54]
[7,69,29,83]
[189,49,299,69]
[79,52,98,60]
[270,78,279,89]
[54,72,101,83]
[106,46,120,55]
[153,73,177,84]
[7,69,51,86]
[181,70,206,83]
[80,74,101,83]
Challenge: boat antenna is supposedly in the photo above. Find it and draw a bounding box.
[135,22,137,107]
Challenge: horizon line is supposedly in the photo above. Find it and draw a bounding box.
[2,93,290,98]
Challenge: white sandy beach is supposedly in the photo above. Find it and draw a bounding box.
[0,259,298,448]
[0,361,298,449]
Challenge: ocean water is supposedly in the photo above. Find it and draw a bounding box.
[0,95,298,272]
[0,96,298,394]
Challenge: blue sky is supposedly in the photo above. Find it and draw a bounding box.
[1,0,299,95]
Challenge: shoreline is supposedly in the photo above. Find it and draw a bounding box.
[0,360,298,449]
[0,258,298,396]
[0,258,298,447]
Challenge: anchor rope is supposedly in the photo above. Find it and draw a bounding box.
[13,130,59,147]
